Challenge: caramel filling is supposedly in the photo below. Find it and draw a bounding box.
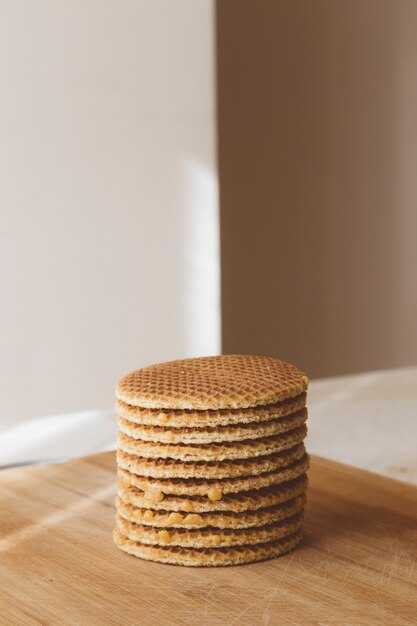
[184,513,203,525]
[166,512,183,525]
[207,487,223,502]
[143,510,154,522]
[147,488,164,503]
[157,530,171,543]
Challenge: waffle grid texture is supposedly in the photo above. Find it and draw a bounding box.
[113,527,303,566]
[117,474,308,513]
[116,443,307,479]
[116,493,306,529]
[117,424,307,462]
[117,454,309,496]
[116,355,308,410]
[116,511,304,548]
[117,408,307,444]
[114,355,309,566]
[115,393,307,428]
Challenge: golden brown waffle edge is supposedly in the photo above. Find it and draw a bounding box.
[116,442,306,479]
[118,473,308,513]
[117,453,310,497]
[115,493,306,529]
[113,527,303,566]
[117,424,307,462]
[115,511,304,548]
[117,408,307,444]
[116,355,308,410]
[115,393,307,428]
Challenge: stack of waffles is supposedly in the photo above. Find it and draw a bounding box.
[113,355,309,567]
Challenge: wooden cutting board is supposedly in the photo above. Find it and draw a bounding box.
[1,452,416,625]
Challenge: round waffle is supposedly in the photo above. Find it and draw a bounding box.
[113,527,303,566]
[114,354,309,567]
[117,453,309,498]
[115,393,307,429]
[116,493,306,529]
[116,355,308,410]
[116,442,306,479]
[117,407,307,444]
[116,511,303,548]
[117,424,307,462]
[118,473,308,513]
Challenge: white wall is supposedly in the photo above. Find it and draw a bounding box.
[0,0,219,426]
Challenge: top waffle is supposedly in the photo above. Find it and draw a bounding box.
[116,355,308,410]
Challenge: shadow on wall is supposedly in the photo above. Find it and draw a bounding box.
[218,0,417,378]
[0,1,219,424]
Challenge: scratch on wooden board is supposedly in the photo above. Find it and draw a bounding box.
[262,586,279,625]
[406,555,416,582]
[373,586,387,626]
[227,588,274,626]
[273,549,297,587]
[291,554,330,580]
[203,581,220,622]
[385,539,400,586]
[376,561,388,588]
[227,551,297,626]
[340,557,362,583]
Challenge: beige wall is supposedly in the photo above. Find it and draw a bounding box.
[218,0,417,378]
[0,0,218,425]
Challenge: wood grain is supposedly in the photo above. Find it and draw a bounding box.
[0,452,416,625]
